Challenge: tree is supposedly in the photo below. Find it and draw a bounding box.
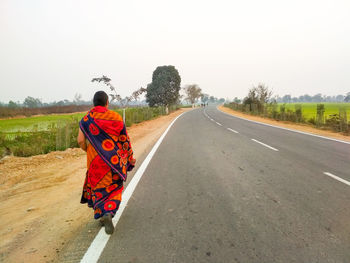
[312,93,323,102]
[23,96,42,108]
[243,83,273,112]
[92,75,121,103]
[146,65,181,107]
[292,97,299,103]
[74,93,82,104]
[304,94,312,102]
[336,94,345,102]
[243,88,258,107]
[131,87,147,102]
[233,97,241,103]
[282,94,291,103]
[209,96,216,103]
[344,92,350,102]
[255,84,273,104]
[183,84,202,106]
[8,100,18,108]
[201,93,209,104]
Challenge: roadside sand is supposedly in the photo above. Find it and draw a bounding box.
[219,105,350,142]
[0,108,191,263]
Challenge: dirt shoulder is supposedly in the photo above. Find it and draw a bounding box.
[0,108,191,263]
[218,105,350,143]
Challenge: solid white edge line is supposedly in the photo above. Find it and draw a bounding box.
[80,111,188,263]
[227,128,239,134]
[216,122,222,126]
[251,139,279,151]
[323,172,350,186]
[217,106,350,145]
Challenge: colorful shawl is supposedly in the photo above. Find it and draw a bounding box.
[79,106,136,219]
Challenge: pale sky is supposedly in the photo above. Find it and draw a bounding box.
[1,0,349,103]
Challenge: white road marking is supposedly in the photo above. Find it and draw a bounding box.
[216,122,222,126]
[251,139,279,151]
[80,111,187,263]
[323,172,350,186]
[227,128,239,134]
[217,106,350,145]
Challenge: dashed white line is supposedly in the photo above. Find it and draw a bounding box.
[216,122,222,126]
[227,128,239,134]
[217,106,350,145]
[323,172,350,186]
[251,139,279,151]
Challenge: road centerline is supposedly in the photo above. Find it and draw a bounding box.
[323,172,350,186]
[227,128,239,134]
[251,139,279,151]
[216,122,222,126]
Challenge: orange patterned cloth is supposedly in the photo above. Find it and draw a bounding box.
[80,106,135,219]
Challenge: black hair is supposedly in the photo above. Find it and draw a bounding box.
[93,91,109,106]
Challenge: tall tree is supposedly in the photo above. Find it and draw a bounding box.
[184,84,202,106]
[146,65,181,107]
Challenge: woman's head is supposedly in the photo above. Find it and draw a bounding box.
[93,91,109,107]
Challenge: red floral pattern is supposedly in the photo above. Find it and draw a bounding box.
[119,135,127,142]
[102,139,115,151]
[111,155,119,165]
[104,201,117,211]
[89,123,100,136]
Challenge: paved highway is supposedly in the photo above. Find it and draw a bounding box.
[87,106,350,262]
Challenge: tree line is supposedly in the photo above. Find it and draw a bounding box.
[275,93,350,103]
[231,86,350,105]
[1,65,224,118]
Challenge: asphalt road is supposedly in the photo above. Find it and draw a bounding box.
[94,106,350,263]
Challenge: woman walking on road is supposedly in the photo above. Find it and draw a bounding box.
[77,91,136,234]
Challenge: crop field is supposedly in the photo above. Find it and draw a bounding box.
[280,103,350,120]
[0,106,179,157]
[0,112,85,133]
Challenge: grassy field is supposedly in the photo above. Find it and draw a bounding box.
[0,112,85,133]
[0,106,179,133]
[0,106,180,157]
[280,103,350,120]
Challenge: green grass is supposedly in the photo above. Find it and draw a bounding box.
[0,112,85,133]
[279,103,350,120]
